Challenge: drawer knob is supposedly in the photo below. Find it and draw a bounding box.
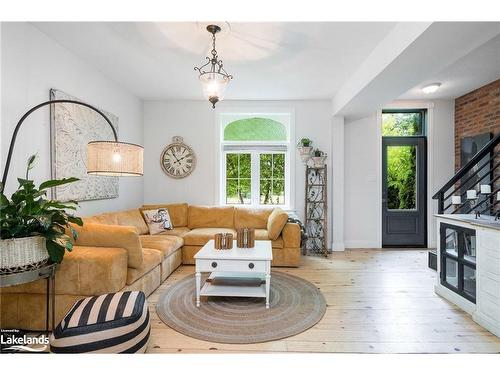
[248,262,255,269]
[211,262,217,268]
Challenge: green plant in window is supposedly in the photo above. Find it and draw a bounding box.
[386,146,417,209]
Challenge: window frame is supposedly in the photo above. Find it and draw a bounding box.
[217,110,294,209]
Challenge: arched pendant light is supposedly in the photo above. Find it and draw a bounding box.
[194,24,233,109]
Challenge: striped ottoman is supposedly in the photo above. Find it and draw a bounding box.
[50,291,150,353]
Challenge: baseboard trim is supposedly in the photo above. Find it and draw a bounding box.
[331,242,345,251]
[344,240,380,249]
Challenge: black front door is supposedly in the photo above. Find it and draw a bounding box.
[382,136,427,247]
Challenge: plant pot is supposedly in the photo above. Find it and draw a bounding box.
[297,146,313,163]
[311,155,327,168]
[0,236,49,274]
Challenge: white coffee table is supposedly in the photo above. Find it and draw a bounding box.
[194,240,273,308]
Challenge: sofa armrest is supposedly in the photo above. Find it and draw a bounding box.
[282,222,301,248]
[71,223,143,269]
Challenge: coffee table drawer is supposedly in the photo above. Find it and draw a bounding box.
[196,259,266,272]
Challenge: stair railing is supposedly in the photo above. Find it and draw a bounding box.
[433,132,500,215]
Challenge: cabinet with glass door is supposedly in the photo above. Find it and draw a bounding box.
[440,223,477,303]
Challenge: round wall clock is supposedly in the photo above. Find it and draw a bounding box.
[160,136,197,179]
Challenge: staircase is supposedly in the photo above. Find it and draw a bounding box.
[429,132,500,269]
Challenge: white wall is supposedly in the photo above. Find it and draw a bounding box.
[429,100,455,247]
[344,113,381,248]
[1,23,144,216]
[343,100,455,249]
[143,100,332,240]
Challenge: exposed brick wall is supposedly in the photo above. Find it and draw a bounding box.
[454,79,499,213]
[455,79,500,172]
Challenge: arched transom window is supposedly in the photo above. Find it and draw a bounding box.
[220,113,292,208]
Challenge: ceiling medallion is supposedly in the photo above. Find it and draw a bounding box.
[194,24,233,109]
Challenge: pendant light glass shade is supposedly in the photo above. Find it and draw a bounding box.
[87,141,144,176]
[199,72,231,108]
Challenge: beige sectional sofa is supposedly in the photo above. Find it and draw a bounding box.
[0,203,301,330]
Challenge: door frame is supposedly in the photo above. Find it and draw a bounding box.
[382,135,428,247]
[376,102,435,249]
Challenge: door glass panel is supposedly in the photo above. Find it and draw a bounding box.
[444,228,458,257]
[386,146,417,210]
[382,112,422,136]
[445,258,459,288]
[463,266,476,298]
[462,232,476,263]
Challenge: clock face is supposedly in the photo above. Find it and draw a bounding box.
[160,143,196,178]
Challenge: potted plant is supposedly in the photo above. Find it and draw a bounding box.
[297,138,313,163]
[0,155,83,274]
[311,148,327,168]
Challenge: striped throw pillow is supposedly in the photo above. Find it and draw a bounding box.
[50,291,150,353]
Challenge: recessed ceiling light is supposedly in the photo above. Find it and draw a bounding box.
[422,83,441,94]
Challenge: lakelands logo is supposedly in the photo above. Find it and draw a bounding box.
[1,329,49,353]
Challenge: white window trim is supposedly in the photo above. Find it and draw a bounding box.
[215,107,295,210]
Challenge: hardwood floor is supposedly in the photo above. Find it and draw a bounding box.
[147,249,500,353]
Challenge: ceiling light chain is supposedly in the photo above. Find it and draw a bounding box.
[194,24,233,109]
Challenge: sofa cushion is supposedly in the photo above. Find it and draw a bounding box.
[1,246,128,296]
[115,209,149,235]
[139,235,183,258]
[83,212,119,226]
[267,208,289,240]
[156,226,190,237]
[254,229,284,248]
[141,203,188,228]
[234,207,272,229]
[188,205,234,229]
[183,228,236,246]
[126,248,162,285]
[70,223,144,269]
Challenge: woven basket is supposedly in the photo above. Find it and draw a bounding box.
[0,236,49,274]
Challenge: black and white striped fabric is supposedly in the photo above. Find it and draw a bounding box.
[50,291,150,353]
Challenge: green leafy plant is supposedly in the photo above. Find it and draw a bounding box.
[0,155,83,263]
[313,149,324,157]
[297,138,312,147]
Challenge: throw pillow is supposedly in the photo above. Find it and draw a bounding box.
[142,208,173,235]
[267,207,289,240]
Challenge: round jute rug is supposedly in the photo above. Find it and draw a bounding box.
[156,271,326,344]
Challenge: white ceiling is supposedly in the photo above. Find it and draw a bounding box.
[399,33,500,100]
[32,22,397,101]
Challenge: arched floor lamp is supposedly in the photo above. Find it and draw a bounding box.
[1,99,144,192]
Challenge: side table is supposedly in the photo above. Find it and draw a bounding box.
[0,263,57,334]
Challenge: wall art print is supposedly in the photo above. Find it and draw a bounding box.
[50,89,119,201]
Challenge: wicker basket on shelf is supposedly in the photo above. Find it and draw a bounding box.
[0,236,49,274]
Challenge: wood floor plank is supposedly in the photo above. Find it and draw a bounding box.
[147,249,500,353]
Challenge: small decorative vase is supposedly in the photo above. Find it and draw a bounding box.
[236,228,255,248]
[311,155,327,168]
[0,236,49,274]
[297,146,313,163]
[214,233,234,250]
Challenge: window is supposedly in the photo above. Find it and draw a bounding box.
[382,110,425,136]
[220,113,292,208]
